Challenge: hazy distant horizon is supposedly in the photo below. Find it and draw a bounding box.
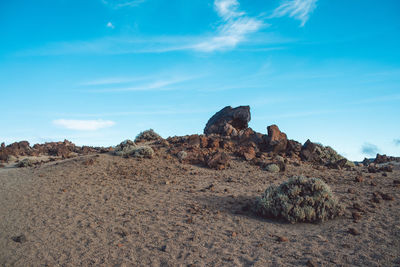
[1,0,399,161]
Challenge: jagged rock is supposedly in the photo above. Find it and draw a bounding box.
[264,125,288,153]
[286,139,302,155]
[368,164,393,173]
[374,154,400,164]
[187,135,201,148]
[237,146,256,161]
[206,152,230,170]
[362,158,371,166]
[204,106,251,136]
[0,141,34,162]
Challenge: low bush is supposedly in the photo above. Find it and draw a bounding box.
[135,129,162,142]
[257,176,343,223]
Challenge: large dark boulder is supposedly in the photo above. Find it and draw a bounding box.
[204,106,251,136]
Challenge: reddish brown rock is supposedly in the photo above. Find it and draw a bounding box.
[237,146,256,161]
[276,236,289,242]
[354,175,364,183]
[348,228,361,235]
[264,125,288,154]
[206,152,230,170]
[187,135,201,148]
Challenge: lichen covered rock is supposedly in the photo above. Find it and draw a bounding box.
[257,176,343,223]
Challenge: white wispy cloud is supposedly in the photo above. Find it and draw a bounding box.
[102,0,147,8]
[106,22,115,29]
[361,143,380,157]
[80,76,152,86]
[88,75,198,92]
[53,119,115,131]
[194,0,264,52]
[18,1,292,56]
[272,0,318,26]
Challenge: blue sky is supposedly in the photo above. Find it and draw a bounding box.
[1,0,399,160]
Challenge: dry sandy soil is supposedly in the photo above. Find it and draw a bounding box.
[1,151,399,266]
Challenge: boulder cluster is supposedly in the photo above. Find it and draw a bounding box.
[0,140,110,163]
[165,105,354,170]
[1,105,357,172]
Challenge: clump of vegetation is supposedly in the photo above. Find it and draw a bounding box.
[135,129,162,143]
[257,176,343,223]
[114,140,154,158]
[114,140,137,157]
[130,146,154,158]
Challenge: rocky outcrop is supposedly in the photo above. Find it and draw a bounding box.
[0,140,109,162]
[204,106,251,136]
[374,154,400,164]
[263,125,288,154]
[300,140,354,169]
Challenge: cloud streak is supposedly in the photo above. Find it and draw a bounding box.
[87,75,199,92]
[106,22,115,29]
[102,0,146,8]
[53,119,115,131]
[272,0,318,26]
[361,143,379,157]
[394,139,400,146]
[194,0,264,52]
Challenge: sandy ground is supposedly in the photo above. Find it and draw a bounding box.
[1,152,399,266]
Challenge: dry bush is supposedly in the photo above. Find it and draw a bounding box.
[257,176,343,223]
[135,129,162,143]
[114,140,154,159]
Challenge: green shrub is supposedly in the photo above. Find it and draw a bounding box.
[135,129,162,142]
[257,176,343,223]
[114,140,154,158]
[114,140,137,157]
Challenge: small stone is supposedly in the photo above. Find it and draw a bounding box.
[347,188,355,194]
[348,228,360,235]
[352,212,362,221]
[231,232,237,237]
[354,176,363,183]
[117,243,124,248]
[186,218,193,224]
[160,245,167,252]
[380,192,394,201]
[11,234,26,243]
[353,203,364,212]
[370,181,377,186]
[372,196,381,203]
[306,259,318,267]
[276,236,288,242]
